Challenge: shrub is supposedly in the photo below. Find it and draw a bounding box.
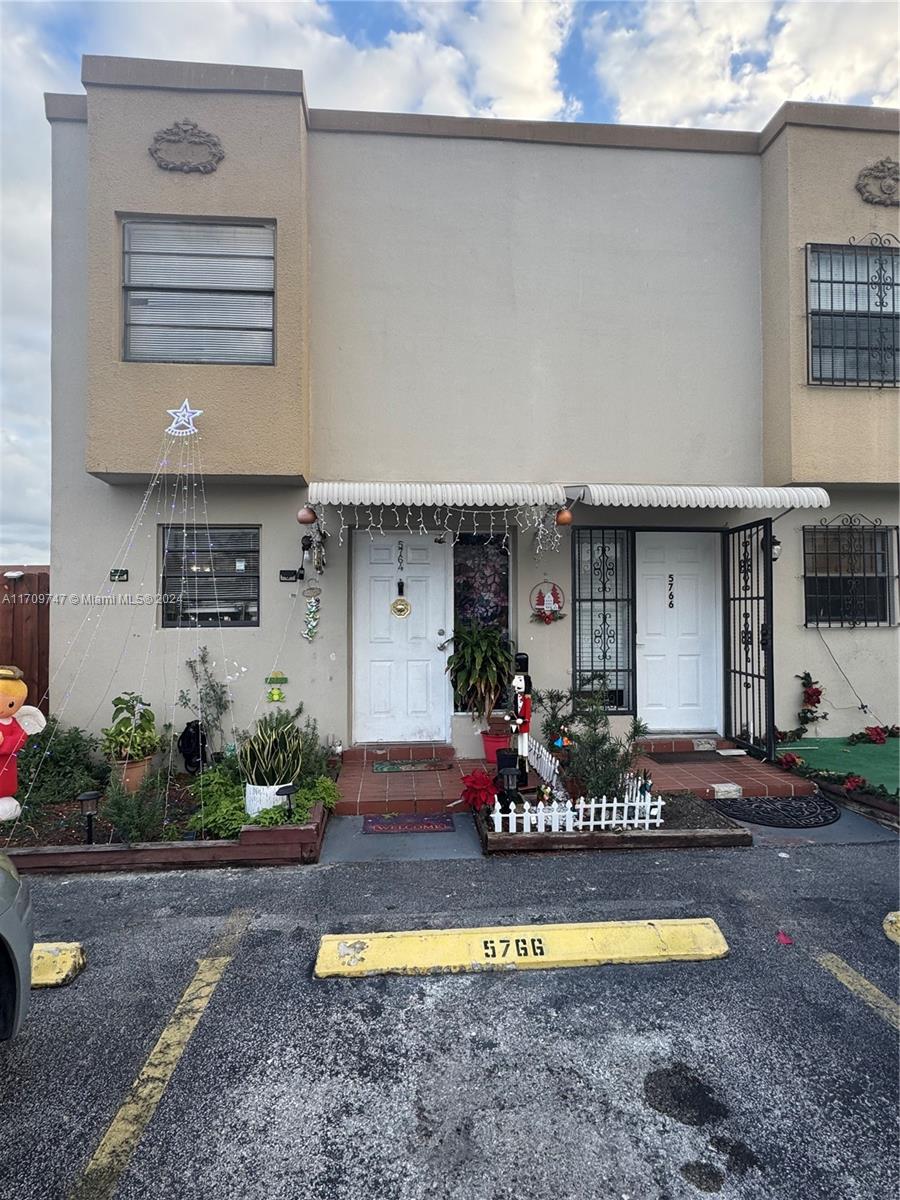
[297,715,328,785]
[177,646,231,753]
[296,775,340,814]
[186,765,336,837]
[101,770,166,843]
[562,690,648,800]
[15,718,109,811]
[187,764,245,839]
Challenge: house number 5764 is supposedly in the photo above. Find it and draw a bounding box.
[667,574,675,608]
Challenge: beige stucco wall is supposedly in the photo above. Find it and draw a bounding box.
[762,124,899,485]
[49,112,341,744]
[83,82,309,480]
[309,133,763,486]
[770,485,899,736]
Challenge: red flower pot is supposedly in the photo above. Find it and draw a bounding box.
[481,731,510,765]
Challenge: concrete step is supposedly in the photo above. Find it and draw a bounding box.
[638,736,736,754]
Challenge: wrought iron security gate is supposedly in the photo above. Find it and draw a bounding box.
[724,520,775,759]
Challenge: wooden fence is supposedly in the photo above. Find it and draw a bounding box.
[0,567,50,715]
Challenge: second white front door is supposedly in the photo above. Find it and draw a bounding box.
[635,532,721,732]
[352,533,452,743]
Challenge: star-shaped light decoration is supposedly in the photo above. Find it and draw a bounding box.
[165,399,203,437]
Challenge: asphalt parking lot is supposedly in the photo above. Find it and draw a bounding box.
[1,842,898,1200]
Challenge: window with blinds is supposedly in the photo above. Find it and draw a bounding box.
[124,221,275,364]
[572,529,635,712]
[161,525,260,627]
[807,242,899,386]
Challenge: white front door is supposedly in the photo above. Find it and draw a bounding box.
[635,532,721,732]
[352,533,452,743]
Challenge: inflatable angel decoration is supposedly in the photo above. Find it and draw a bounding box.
[0,666,47,822]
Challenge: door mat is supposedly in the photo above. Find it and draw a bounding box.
[711,793,841,829]
[372,759,453,774]
[363,814,456,834]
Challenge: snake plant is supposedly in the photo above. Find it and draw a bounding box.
[238,709,304,786]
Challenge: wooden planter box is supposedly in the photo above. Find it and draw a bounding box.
[817,780,899,817]
[8,804,327,875]
[474,809,751,854]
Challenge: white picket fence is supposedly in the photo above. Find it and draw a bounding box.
[527,739,569,803]
[495,745,663,834]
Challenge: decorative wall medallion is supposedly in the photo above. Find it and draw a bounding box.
[855,157,899,207]
[390,597,411,619]
[149,119,225,174]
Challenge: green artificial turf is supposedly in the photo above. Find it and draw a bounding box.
[779,737,899,792]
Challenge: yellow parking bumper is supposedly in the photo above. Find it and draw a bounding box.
[315,918,729,978]
[31,942,86,988]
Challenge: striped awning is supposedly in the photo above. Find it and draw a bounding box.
[307,481,567,507]
[573,484,830,510]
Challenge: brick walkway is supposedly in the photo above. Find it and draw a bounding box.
[638,752,817,800]
[336,744,481,815]
[336,738,815,815]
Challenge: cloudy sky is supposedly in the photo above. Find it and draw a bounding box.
[1,0,898,563]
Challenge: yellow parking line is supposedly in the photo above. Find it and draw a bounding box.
[813,951,900,1032]
[69,910,249,1200]
[315,917,729,978]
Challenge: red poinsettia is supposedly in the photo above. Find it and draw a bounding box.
[843,774,866,792]
[777,752,805,771]
[460,768,498,811]
[865,725,887,744]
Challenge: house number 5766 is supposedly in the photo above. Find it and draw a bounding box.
[483,937,545,959]
[667,574,675,608]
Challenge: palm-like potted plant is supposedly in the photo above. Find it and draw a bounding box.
[238,708,305,815]
[445,621,514,762]
[100,692,161,793]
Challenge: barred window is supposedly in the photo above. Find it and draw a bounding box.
[124,221,274,364]
[803,522,898,628]
[161,525,260,628]
[807,242,899,387]
[572,529,634,712]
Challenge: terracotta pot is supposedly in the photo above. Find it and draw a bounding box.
[116,756,154,794]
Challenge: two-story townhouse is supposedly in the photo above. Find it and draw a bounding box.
[43,55,898,764]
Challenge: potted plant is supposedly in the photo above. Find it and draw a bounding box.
[238,708,305,815]
[445,621,514,763]
[100,692,161,793]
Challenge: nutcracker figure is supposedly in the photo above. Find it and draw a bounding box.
[0,666,47,821]
[507,652,532,788]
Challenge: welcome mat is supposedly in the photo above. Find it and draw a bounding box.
[363,814,455,834]
[372,759,453,774]
[711,793,841,829]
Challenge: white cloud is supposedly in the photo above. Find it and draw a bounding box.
[588,1,899,128]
